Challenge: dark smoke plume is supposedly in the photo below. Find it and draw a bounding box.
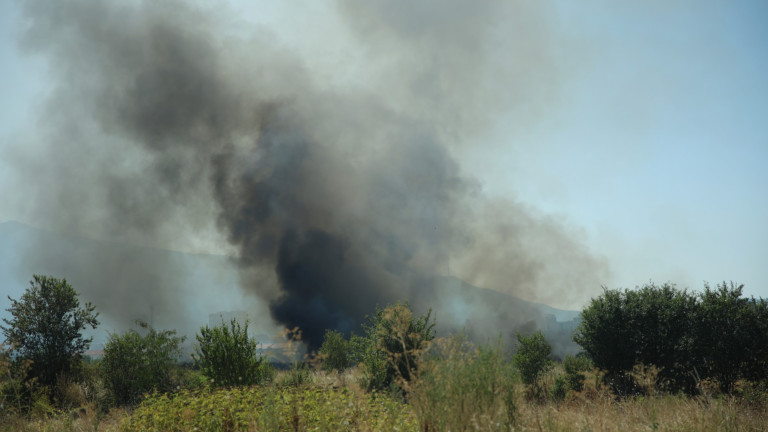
[9,0,609,349]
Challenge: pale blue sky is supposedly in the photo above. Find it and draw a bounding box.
[1,1,766,304]
[469,1,768,299]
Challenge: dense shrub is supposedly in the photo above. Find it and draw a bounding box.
[695,282,768,392]
[193,319,272,387]
[574,288,636,386]
[562,354,592,392]
[742,297,768,384]
[349,331,388,392]
[575,281,768,395]
[101,322,184,405]
[0,344,35,417]
[318,329,351,372]
[550,375,568,402]
[576,283,701,394]
[512,331,552,390]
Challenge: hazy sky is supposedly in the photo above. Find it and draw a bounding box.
[1,0,766,306]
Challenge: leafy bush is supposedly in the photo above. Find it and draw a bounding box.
[575,281,768,395]
[101,322,184,405]
[193,319,271,387]
[349,331,388,392]
[175,366,210,390]
[0,344,36,417]
[512,331,552,389]
[318,329,350,372]
[574,288,636,386]
[695,282,768,392]
[1,275,99,390]
[351,303,435,392]
[576,283,699,394]
[550,375,568,402]
[408,334,517,431]
[742,297,768,385]
[562,354,592,392]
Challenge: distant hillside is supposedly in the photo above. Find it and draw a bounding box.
[409,275,582,356]
[0,220,244,345]
[0,221,582,355]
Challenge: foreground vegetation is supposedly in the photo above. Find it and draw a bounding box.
[2,366,767,431]
[2,275,767,430]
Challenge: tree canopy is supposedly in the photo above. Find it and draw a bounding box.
[102,321,184,405]
[512,331,552,387]
[193,319,271,387]
[575,281,768,394]
[1,275,99,387]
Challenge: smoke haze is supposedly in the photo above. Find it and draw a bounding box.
[7,0,609,348]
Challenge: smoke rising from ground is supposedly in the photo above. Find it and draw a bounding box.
[8,0,609,349]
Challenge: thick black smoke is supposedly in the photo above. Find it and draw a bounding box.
[9,0,609,349]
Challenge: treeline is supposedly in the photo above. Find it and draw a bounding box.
[2,275,767,426]
[576,282,768,395]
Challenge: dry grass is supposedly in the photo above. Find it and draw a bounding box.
[514,393,765,431]
[513,369,767,432]
[0,404,129,432]
[303,366,360,390]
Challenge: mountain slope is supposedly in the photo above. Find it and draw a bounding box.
[0,221,582,354]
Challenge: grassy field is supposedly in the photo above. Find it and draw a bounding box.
[2,367,766,432]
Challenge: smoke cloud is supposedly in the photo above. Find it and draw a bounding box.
[9,0,609,349]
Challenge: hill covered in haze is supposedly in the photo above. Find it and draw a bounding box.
[0,221,582,355]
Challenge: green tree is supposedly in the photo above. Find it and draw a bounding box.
[512,331,552,388]
[629,284,697,392]
[575,283,698,394]
[101,322,184,405]
[741,296,768,384]
[574,288,637,389]
[351,303,435,392]
[575,281,767,395]
[319,329,351,372]
[562,354,592,392]
[193,319,271,387]
[1,275,99,388]
[349,331,388,391]
[695,282,758,392]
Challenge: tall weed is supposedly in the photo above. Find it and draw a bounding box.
[408,334,517,431]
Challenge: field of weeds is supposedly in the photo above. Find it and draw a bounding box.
[3,367,767,432]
